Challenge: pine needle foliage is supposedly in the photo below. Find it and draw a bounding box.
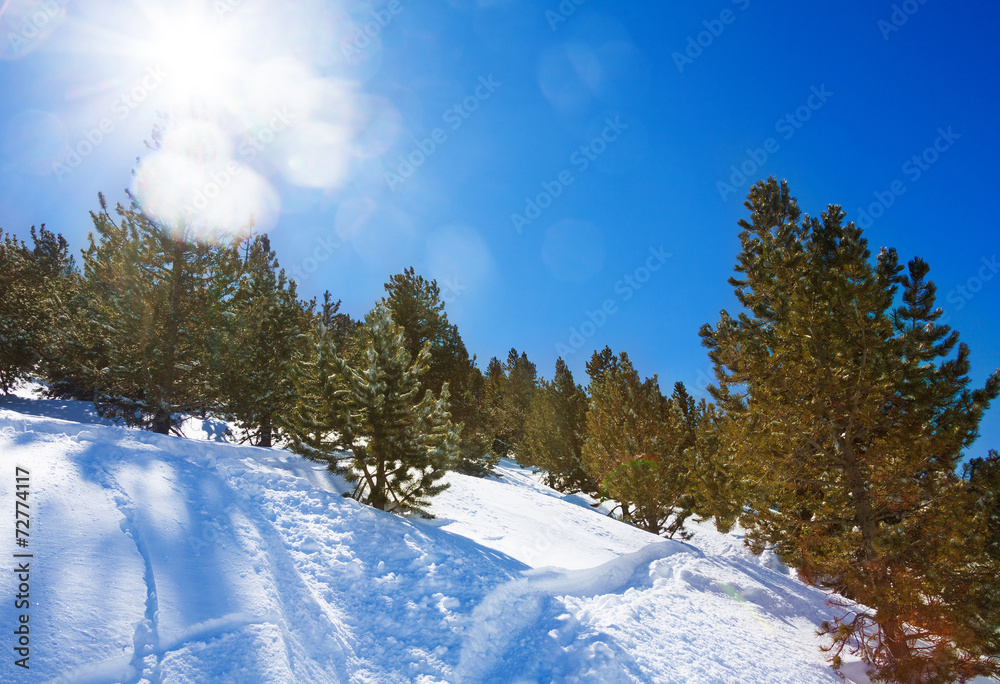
[582,347,696,538]
[700,178,1000,683]
[285,303,460,516]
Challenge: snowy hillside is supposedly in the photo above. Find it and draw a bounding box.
[1,390,882,683]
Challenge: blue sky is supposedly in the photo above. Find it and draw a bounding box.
[1,0,998,456]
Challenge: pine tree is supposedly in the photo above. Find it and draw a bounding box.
[382,268,497,475]
[522,358,597,494]
[318,291,363,364]
[279,317,348,468]
[700,178,1000,682]
[685,401,743,533]
[489,348,537,460]
[218,234,310,447]
[285,303,460,516]
[77,193,242,433]
[277,292,362,461]
[581,348,695,538]
[0,225,74,392]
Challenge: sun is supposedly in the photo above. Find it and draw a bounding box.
[139,4,246,109]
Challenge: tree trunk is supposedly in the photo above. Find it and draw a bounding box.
[153,239,186,435]
[881,615,915,683]
[373,449,388,510]
[151,410,172,435]
[259,413,272,448]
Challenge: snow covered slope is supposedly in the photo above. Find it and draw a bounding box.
[0,394,880,683]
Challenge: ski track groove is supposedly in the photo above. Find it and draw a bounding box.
[117,499,163,684]
[223,469,360,683]
[77,452,165,684]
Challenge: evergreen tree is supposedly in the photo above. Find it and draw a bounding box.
[582,348,695,537]
[700,178,1000,682]
[382,268,497,475]
[522,358,597,494]
[77,193,242,433]
[218,234,310,447]
[318,291,363,364]
[277,292,362,459]
[965,450,1000,566]
[285,303,460,515]
[279,316,349,468]
[480,356,509,456]
[685,401,743,533]
[0,225,74,392]
[489,348,537,459]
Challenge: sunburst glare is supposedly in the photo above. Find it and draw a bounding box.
[138,4,244,108]
[47,0,379,238]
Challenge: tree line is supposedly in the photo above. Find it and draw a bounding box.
[1,179,998,683]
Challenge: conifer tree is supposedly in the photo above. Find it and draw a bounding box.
[77,193,242,433]
[318,291,363,364]
[685,401,743,533]
[489,348,537,459]
[700,178,1000,682]
[582,348,695,537]
[382,268,497,475]
[480,356,509,454]
[0,225,74,392]
[522,358,597,494]
[218,234,310,446]
[279,315,348,467]
[285,304,460,515]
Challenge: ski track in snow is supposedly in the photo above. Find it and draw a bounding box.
[6,392,982,683]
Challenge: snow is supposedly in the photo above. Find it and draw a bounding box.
[0,387,988,683]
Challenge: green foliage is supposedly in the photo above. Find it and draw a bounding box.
[279,320,350,467]
[0,224,74,392]
[685,401,743,533]
[285,303,460,516]
[75,194,243,433]
[382,268,497,476]
[486,348,537,461]
[521,358,597,494]
[217,234,311,447]
[700,178,1000,682]
[582,347,696,538]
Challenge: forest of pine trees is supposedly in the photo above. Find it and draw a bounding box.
[1,178,998,682]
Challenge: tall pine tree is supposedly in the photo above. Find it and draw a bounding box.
[700,178,1000,682]
[582,348,696,538]
[0,224,74,392]
[487,348,537,460]
[521,358,596,494]
[218,234,310,446]
[382,268,497,475]
[285,303,460,515]
[77,193,242,433]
